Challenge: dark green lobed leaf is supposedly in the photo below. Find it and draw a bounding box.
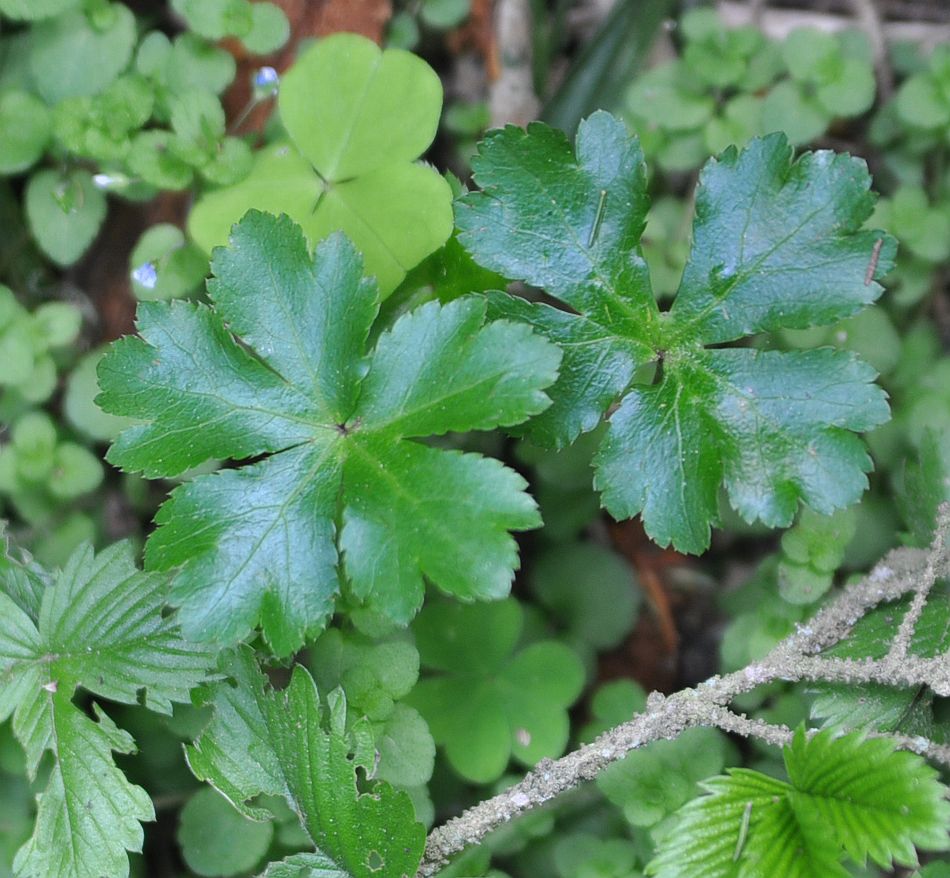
[460,111,893,552]
[459,113,657,449]
[99,211,561,650]
[669,134,895,345]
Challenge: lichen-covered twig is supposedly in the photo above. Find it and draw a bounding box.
[418,509,950,876]
[890,507,950,661]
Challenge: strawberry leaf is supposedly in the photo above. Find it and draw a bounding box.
[188,648,426,878]
[648,729,950,878]
[0,541,214,878]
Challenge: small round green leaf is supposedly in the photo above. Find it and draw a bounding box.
[374,704,436,788]
[127,131,194,190]
[889,186,950,262]
[25,169,107,266]
[0,328,35,387]
[171,0,253,40]
[388,12,420,50]
[65,348,139,441]
[816,57,875,117]
[169,90,226,159]
[135,31,172,79]
[420,0,470,29]
[580,679,647,742]
[761,80,828,145]
[553,833,639,878]
[178,787,273,877]
[0,91,51,175]
[33,301,82,348]
[48,442,104,499]
[627,63,715,132]
[166,34,237,96]
[242,2,290,54]
[703,94,763,155]
[529,542,639,650]
[782,27,837,82]
[598,727,733,827]
[0,0,78,19]
[200,136,254,186]
[29,5,136,103]
[32,510,96,569]
[896,73,950,129]
[279,32,443,180]
[130,223,209,301]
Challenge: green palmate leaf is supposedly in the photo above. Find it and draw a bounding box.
[458,112,893,553]
[406,598,585,783]
[464,113,657,448]
[188,33,452,295]
[98,211,560,652]
[597,727,732,828]
[648,729,950,878]
[187,648,426,878]
[0,541,214,878]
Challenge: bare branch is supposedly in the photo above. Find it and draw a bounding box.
[418,517,950,876]
[890,505,950,661]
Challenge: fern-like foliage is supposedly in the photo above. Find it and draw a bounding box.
[0,541,215,878]
[648,728,950,877]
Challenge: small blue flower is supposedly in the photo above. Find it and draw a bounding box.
[92,173,129,191]
[132,262,158,290]
[253,66,279,94]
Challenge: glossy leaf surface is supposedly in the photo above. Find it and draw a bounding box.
[99,211,560,652]
[459,112,893,552]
